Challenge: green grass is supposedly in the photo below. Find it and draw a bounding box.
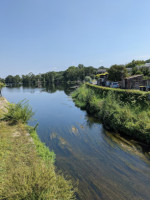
[72,84,150,144]
[27,126,56,164]
[0,99,76,200]
[3,100,34,124]
[86,83,150,107]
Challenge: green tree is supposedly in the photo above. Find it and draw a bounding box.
[5,75,14,84]
[85,76,92,83]
[140,67,150,76]
[108,65,127,81]
[64,66,79,81]
[145,59,150,63]
[125,60,145,69]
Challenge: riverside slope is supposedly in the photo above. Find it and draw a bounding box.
[72,84,150,145]
[0,97,76,200]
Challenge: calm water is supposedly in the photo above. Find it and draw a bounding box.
[3,85,150,200]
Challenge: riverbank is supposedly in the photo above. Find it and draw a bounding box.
[0,97,76,200]
[72,84,150,145]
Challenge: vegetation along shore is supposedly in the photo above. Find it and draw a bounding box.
[0,97,76,200]
[72,83,150,145]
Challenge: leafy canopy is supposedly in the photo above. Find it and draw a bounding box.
[108,65,127,81]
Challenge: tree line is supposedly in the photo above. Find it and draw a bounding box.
[3,64,98,86]
[1,59,150,86]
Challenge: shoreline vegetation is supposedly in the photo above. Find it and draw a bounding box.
[72,83,150,145]
[0,97,76,200]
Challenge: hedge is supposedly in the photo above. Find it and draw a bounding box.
[86,83,150,106]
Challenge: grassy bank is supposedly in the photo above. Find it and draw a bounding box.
[72,84,150,145]
[0,97,76,200]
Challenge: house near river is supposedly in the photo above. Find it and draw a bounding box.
[121,75,143,89]
[121,75,150,91]
[96,69,150,91]
[96,72,109,86]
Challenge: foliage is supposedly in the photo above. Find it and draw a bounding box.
[4,58,150,86]
[125,60,145,69]
[145,59,150,63]
[131,66,150,76]
[4,65,97,86]
[0,82,5,89]
[86,83,150,106]
[3,100,34,124]
[72,84,150,144]
[5,75,21,84]
[0,82,5,96]
[27,126,56,163]
[84,76,92,83]
[107,64,127,81]
[0,122,76,200]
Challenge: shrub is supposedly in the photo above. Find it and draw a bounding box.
[72,84,150,144]
[3,100,34,124]
[84,76,92,83]
[86,83,150,107]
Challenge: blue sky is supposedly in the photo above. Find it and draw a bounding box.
[0,0,150,77]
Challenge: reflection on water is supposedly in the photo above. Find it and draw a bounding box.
[3,85,150,200]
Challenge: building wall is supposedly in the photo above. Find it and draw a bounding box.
[125,76,143,89]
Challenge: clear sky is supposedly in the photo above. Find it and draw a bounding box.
[0,0,150,77]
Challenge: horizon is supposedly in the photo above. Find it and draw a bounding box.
[1,58,150,79]
[1,0,150,78]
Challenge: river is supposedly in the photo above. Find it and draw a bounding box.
[2,85,150,200]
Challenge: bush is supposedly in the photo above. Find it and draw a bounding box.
[86,83,150,107]
[3,100,34,124]
[84,76,92,83]
[72,84,150,144]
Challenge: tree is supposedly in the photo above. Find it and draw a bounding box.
[140,67,150,76]
[125,60,145,69]
[5,75,21,85]
[5,75,14,84]
[85,76,92,83]
[108,65,127,81]
[78,64,84,69]
[145,59,150,63]
[98,66,105,69]
[64,66,79,81]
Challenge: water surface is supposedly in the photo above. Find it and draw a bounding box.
[3,85,150,200]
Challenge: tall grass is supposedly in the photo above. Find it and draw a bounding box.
[3,100,34,124]
[27,126,56,164]
[72,84,150,144]
[0,123,76,200]
[0,99,76,200]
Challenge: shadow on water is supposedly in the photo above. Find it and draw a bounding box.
[3,84,150,200]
